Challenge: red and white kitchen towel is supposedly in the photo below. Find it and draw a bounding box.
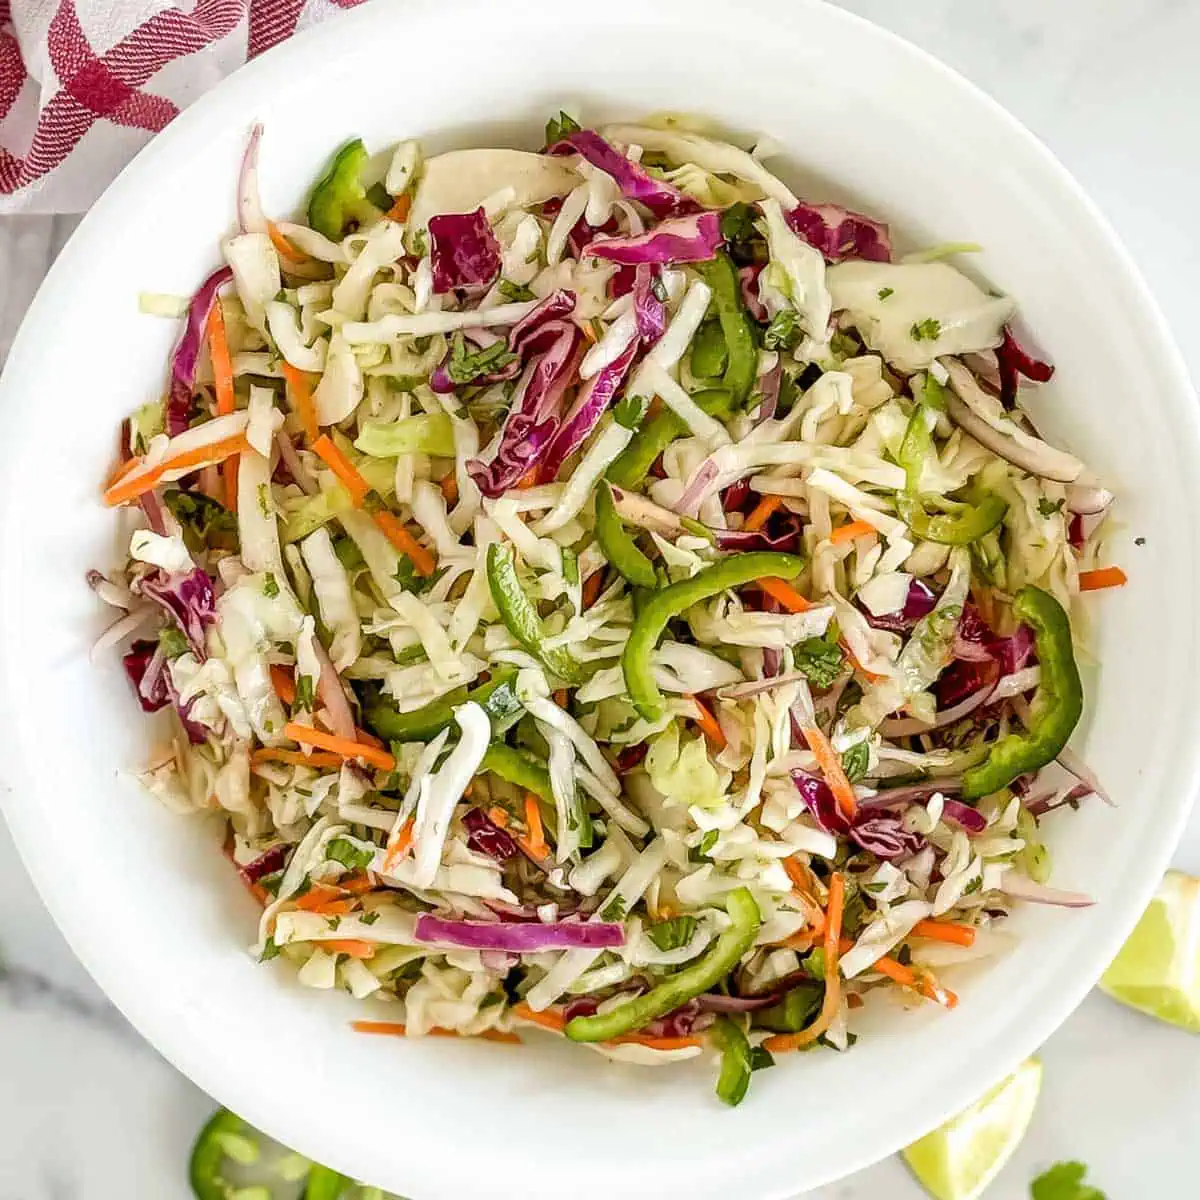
[0,0,364,212]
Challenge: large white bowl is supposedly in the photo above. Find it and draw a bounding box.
[1,0,1197,1196]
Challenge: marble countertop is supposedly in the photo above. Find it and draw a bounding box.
[2,1,1198,1196]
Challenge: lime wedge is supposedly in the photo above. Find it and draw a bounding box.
[902,1058,1042,1200]
[1100,869,1200,1031]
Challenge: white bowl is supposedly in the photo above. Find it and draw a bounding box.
[1,0,1196,1196]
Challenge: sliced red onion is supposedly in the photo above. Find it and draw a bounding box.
[696,991,780,1013]
[237,122,268,235]
[1066,484,1114,515]
[563,996,601,1022]
[240,842,291,885]
[1056,746,1114,807]
[135,568,216,659]
[414,914,625,952]
[786,201,891,263]
[674,458,720,517]
[863,579,938,632]
[313,638,357,742]
[1000,873,1094,908]
[762,647,782,678]
[275,431,319,496]
[754,360,782,427]
[940,799,988,833]
[1024,782,1093,817]
[996,326,1054,408]
[858,780,964,810]
[123,641,170,713]
[463,807,519,862]
[718,669,812,700]
[166,266,234,436]
[139,489,169,536]
[429,208,501,294]
[633,263,667,342]
[952,634,994,663]
[548,129,700,220]
[583,212,723,266]
[643,998,706,1039]
[713,512,805,553]
[882,665,1040,737]
[609,485,684,534]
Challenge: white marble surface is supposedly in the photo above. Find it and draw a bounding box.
[1,1,1199,1196]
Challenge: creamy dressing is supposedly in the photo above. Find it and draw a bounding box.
[827,260,1016,371]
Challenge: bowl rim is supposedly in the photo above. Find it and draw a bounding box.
[1,0,1197,1195]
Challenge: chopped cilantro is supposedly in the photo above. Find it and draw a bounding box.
[841,740,870,783]
[750,1046,776,1071]
[599,894,628,922]
[324,837,374,872]
[910,317,942,342]
[1031,1162,1107,1200]
[326,915,343,932]
[863,880,888,894]
[763,309,801,351]
[794,637,845,689]
[360,910,381,926]
[688,829,719,863]
[561,547,579,587]
[162,488,237,552]
[1037,497,1065,518]
[645,915,698,952]
[409,228,428,257]
[877,286,894,301]
[446,332,518,386]
[257,482,272,519]
[544,110,580,146]
[498,278,535,302]
[157,627,189,659]
[613,391,651,431]
[259,936,281,962]
[294,674,315,711]
[262,571,280,599]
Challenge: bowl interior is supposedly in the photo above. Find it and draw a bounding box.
[1,1,1197,1197]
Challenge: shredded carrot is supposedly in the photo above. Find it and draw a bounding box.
[385,194,412,223]
[523,792,549,859]
[613,1033,702,1050]
[516,467,540,489]
[352,1020,410,1036]
[741,495,781,533]
[292,883,350,912]
[687,694,727,751]
[783,858,826,934]
[105,456,141,490]
[764,871,845,1053]
[269,664,296,705]
[355,727,386,750]
[582,568,606,610]
[381,817,415,876]
[1078,565,1128,592]
[281,362,319,444]
[323,939,376,959]
[799,723,858,821]
[267,220,307,264]
[829,519,878,545]
[487,806,511,829]
[283,721,396,771]
[339,874,375,895]
[206,302,239,511]
[372,509,437,577]
[781,931,817,952]
[103,433,252,506]
[839,938,958,1008]
[439,472,459,504]
[512,1002,565,1033]
[297,895,355,917]
[250,748,345,770]
[311,433,368,503]
[911,919,976,948]
[757,576,813,613]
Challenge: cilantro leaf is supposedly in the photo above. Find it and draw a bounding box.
[877,286,894,301]
[262,571,280,599]
[841,740,870,783]
[645,915,698,952]
[1037,497,1065,518]
[446,332,518,386]
[294,674,315,711]
[498,278,535,302]
[545,110,581,146]
[324,837,374,873]
[259,936,281,962]
[360,910,381,926]
[689,829,719,863]
[910,317,942,342]
[614,392,652,431]
[599,893,627,922]
[1031,1161,1107,1200]
[794,637,845,689]
[162,488,237,553]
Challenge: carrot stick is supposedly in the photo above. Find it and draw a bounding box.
[206,303,239,511]
[687,694,727,751]
[582,568,606,610]
[250,748,345,770]
[511,1002,565,1033]
[830,519,877,545]
[323,939,376,958]
[339,874,375,896]
[103,433,252,507]
[763,871,845,1053]
[523,792,549,859]
[372,510,436,577]
[911,919,976,948]
[267,221,307,265]
[296,895,355,917]
[311,433,368,503]
[277,362,318,445]
[381,817,415,876]
[741,495,781,533]
[105,456,142,490]
[1078,566,1128,592]
[352,1020,410,1036]
[799,723,858,821]
[293,883,350,913]
[269,664,297,705]
[283,721,396,771]
[386,194,412,223]
[439,472,459,504]
[612,1033,702,1050]
[782,858,826,934]
[839,938,958,1008]
[757,576,813,613]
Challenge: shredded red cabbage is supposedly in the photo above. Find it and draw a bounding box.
[240,842,290,885]
[428,207,501,294]
[135,568,216,660]
[738,263,767,320]
[791,770,925,859]
[167,266,233,436]
[633,264,667,342]
[713,512,804,553]
[863,578,938,632]
[996,326,1055,408]
[940,799,988,833]
[786,202,891,263]
[583,212,723,266]
[414,913,625,952]
[122,639,207,743]
[462,807,519,861]
[850,814,925,859]
[548,129,700,220]
[936,605,1035,708]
